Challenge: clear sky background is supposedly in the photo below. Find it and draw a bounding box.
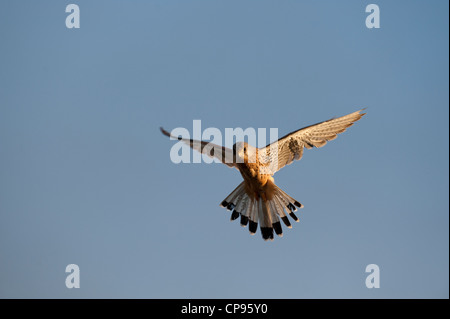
[0,1,448,298]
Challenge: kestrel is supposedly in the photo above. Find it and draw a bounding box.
[161,109,365,241]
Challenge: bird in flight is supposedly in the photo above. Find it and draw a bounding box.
[161,109,365,241]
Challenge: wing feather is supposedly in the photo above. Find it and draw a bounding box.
[160,127,236,168]
[259,109,365,174]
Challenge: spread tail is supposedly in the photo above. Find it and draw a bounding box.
[220,182,303,241]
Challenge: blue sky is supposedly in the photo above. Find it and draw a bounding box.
[0,0,448,298]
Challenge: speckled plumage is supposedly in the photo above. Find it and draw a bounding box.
[161,109,365,241]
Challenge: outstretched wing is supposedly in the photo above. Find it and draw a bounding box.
[160,127,236,168]
[259,109,365,175]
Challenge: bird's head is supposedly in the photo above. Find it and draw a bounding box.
[233,142,257,164]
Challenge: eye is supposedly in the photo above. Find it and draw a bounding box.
[243,147,247,153]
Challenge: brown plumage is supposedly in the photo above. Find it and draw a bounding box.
[161,109,365,241]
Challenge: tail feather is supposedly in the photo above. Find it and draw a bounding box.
[273,221,283,236]
[235,194,247,213]
[248,200,258,234]
[272,195,292,228]
[268,200,283,237]
[268,200,280,225]
[220,183,245,209]
[259,199,274,241]
[237,196,250,227]
[275,187,303,209]
[249,219,258,234]
[240,214,249,227]
[220,182,303,241]
[230,210,239,221]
